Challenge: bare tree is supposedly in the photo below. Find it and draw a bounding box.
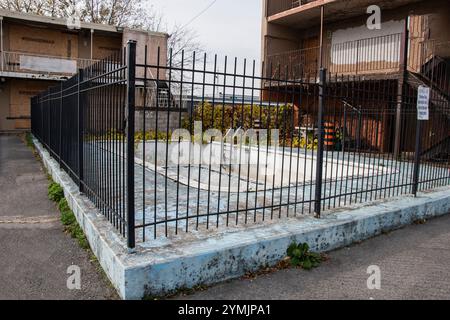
[78,0,142,26]
[0,0,46,14]
[167,24,202,68]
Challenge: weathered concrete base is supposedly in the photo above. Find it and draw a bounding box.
[33,136,450,300]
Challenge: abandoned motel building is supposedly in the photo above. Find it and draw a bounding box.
[0,8,169,132]
[1,0,449,159]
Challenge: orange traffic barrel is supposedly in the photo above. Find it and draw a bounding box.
[324,122,335,150]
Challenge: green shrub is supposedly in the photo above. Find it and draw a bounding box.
[135,130,171,141]
[183,102,295,136]
[48,182,64,202]
[292,133,318,150]
[287,242,323,270]
[58,198,68,211]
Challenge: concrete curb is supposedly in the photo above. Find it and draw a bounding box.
[33,136,450,300]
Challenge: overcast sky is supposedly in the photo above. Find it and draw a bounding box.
[149,0,263,74]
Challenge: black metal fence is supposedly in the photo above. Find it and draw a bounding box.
[31,48,131,242]
[31,41,450,248]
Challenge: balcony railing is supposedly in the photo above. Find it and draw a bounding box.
[265,46,320,79]
[267,0,317,17]
[0,51,99,77]
[265,33,403,79]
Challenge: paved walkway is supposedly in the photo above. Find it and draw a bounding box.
[174,213,450,300]
[0,135,117,300]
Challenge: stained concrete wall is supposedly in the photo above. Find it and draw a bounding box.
[122,29,169,81]
[76,29,122,60]
[5,21,123,61]
[134,109,187,132]
[0,19,119,131]
[0,78,57,131]
[91,33,122,60]
[0,15,168,131]
[8,22,79,58]
[122,29,170,132]
[0,80,13,132]
[78,29,92,60]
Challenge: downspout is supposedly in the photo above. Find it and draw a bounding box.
[90,29,94,60]
[1,16,3,71]
[319,5,324,71]
[394,17,410,159]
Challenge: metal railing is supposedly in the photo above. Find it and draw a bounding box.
[410,40,450,96]
[31,48,129,242]
[1,51,99,76]
[267,0,317,16]
[31,42,450,249]
[266,46,320,79]
[265,33,403,79]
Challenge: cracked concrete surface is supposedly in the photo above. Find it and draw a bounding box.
[0,134,117,300]
[173,213,450,300]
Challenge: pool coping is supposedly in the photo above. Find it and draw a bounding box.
[33,135,450,299]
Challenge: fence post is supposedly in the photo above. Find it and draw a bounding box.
[40,95,44,144]
[412,120,422,196]
[59,82,63,167]
[314,68,327,218]
[78,69,84,193]
[48,92,51,151]
[126,40,136,249]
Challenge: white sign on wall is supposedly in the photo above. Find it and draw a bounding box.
[417,85,430,121]
[20,55,77,74]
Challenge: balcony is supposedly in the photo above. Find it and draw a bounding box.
[267,0,318,17]
[0,51,99,79]
[266,0,424,29]
[265,33,403,80]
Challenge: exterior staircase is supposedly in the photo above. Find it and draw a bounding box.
[406,55,450,160]
[143,79,180,110]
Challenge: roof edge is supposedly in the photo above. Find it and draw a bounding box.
[0,8,168,37]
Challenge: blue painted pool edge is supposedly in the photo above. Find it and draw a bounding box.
[32,136,450,300]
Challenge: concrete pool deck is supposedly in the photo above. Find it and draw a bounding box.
[33,136,450,299]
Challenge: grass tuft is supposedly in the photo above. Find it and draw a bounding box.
[48,183,89,250]
[48,182,64,202]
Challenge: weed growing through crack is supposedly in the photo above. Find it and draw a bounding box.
[47,182,90,249]
[48,182,64,202]
[25,132,34,148]
[287,242,323,270]
[58,198,90,250]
